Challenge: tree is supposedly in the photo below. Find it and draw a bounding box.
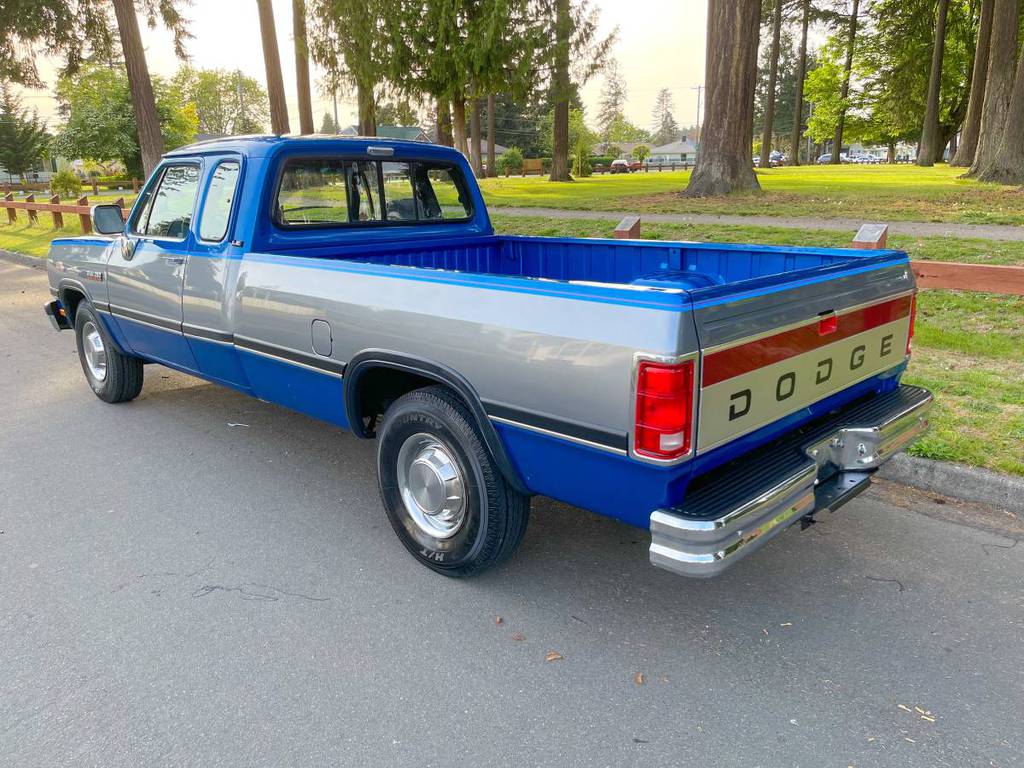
[0,85,49,181]
[604,115,650,143]
[975,39,1024,183]
[633,144,651,163]
[542,0,614,181]
[684,0,762,196]
[597,59,628,142]
[293,0,315,134]
[918,0,951,166]
[52,64,197,179]
[377,99,421,126]
[832,0,860,163]
[541,107,598,175]
[759,0,785,168]
[651,88,680,146]
[257,0,291,134]
[968,0,1018,177]
[790,0,811,164]
[951,0,993,166]
[320,112,339,133]
[171,67,269,135]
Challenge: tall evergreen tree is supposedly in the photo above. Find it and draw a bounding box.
[597,60,628,143]
[651,88,680,145]
[0,85,49,181]
[257,0,291,134]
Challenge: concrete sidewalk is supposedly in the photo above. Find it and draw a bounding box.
[491,206,1024,242]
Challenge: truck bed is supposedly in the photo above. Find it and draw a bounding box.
[329,234,906,295]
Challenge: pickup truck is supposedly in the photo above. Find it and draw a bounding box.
[44,136,932,578]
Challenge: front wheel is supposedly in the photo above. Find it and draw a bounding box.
[376,386,530,577]
[74,303,144,403]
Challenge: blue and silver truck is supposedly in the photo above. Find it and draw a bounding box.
[44,136,932,578]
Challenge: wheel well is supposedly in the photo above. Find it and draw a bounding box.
[351,366,437,437]
[60,288,87,324]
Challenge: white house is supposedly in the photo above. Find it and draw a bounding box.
[647,137,699,166]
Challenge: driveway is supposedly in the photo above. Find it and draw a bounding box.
[2,258,1022,767]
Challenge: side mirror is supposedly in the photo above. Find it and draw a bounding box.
[91,204,125,235]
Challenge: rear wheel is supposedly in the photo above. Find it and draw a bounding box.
[74,303,144,403]
[376,386,530,577]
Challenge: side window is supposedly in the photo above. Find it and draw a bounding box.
[381,162,417,221]
[349,160,381,222]
[199,161,240,242]
[134,164,201,238]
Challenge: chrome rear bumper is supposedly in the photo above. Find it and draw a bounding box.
[650,385,933,578]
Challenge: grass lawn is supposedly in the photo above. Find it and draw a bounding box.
[481,164,1024,225]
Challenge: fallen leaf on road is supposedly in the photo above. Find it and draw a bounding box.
[898,704,912,712]
[511,633,525,641]
[921,715,936,722]
[545,650,564,662]
[227,422,249,428]
[780,622,793,627]
[905,737,916,744]
[633,672,644,685]
[495,616,503,625]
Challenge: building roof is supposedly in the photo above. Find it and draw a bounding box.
[340,125,430,142]
[650,138,699,154]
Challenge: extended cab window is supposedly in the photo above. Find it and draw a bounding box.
[275,157,471,227]
[199,161,240,242]
[132,164,201,239]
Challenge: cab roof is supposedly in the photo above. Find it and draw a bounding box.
[164,135,465,163]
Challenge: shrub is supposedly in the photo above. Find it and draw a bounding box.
[50,169,82,198]
[500,146,524,175]
[590,155,616,167]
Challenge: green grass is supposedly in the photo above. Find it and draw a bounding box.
[481,164,1024,225]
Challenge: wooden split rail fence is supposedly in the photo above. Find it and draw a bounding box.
[1,194,127,235]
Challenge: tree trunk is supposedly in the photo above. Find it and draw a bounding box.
[487,94,497,177]
[976,45,1024,183]
[436,97,453,147]
[292,0,314,135]
[918,0,950,166]
[111,0,165,177]
[951,0,994,166]
[452,97,468,156]
[790,0,811,166]
[469,98,484,177]
[684,0,761,196]
[887,140,896,163]
[759,0,784,169]
[832,0,860,164]
[356,80,376,136]
[549,0,572,181]
[969,0,1019,176]
[256,0,290,135]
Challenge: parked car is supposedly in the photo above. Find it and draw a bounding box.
[816,153,832,164]
[609,158,632,174]
[769,150,786,167]
[44,136,931,579]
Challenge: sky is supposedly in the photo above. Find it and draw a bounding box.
[15,0,710,134]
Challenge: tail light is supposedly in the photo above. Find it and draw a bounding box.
[906,294,917,355]
[634,358,695,460]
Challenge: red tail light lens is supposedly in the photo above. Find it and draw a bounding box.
[906,294,917,355]
[634,359,695,460]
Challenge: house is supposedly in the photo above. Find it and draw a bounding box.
[648,137,699,166]
[593,141,647,159]
[339,125,430,142]
[0,155,71,184]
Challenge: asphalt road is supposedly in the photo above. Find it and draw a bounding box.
[2,258,1023,768]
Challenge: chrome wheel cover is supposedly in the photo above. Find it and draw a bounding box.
[82,321,107,382]
[396,433,467,539]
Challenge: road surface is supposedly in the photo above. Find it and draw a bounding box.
[2,257,1022,767]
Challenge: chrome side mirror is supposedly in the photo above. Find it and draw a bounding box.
[91,204,125,235]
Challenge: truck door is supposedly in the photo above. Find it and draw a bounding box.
[106,162,200,371]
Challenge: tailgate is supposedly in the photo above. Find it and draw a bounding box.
[690,257,915,453]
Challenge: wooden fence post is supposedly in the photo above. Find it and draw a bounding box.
[3,192,15,224]
[50,195,64,229]
[614,215,641,239]
[132,178,140,193]
[78,196,92,234]
[25,194,38,224]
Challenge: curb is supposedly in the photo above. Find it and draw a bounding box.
[879,454,1024,516]
[0,249,45,270]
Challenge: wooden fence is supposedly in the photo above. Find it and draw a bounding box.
[1,178,141,195]
[1,194,127,235]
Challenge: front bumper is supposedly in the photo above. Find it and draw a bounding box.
[44,300,72,331]
[650,385,933,578]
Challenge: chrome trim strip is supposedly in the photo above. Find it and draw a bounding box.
[111,310,179,334]
[489,415,629,457]
[234,341,346,379]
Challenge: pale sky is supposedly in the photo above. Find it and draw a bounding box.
[16,0,710,134]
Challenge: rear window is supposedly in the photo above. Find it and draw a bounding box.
[275,157,472,227]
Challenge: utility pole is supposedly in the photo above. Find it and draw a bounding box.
[692,85,704,144]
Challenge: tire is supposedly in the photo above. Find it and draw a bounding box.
[376,386,530,578]
[74,303,144,403]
